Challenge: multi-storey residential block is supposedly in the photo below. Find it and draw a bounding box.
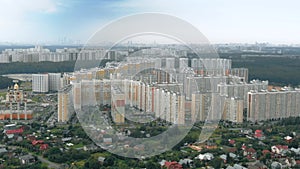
[49,73,62,91]
[58,86,72,122]
[218,80,268,108]
[32,74,49,93]
[247,88,300,122]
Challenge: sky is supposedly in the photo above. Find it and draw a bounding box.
[0,0,299,44]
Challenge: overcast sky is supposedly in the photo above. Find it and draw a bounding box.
[0,0,299,44]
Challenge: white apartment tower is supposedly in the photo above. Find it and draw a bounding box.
[179,58,189,70]
[32,74,49,93]
[49,73,62,91]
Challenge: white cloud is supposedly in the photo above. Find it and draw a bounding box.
[0,0,60,42]
[107,0,300,44]
[0,0,59,15]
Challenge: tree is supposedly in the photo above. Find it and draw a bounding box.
[289,140,299,148]
[103,156,115,166]
[117,161,130,169]
[209,158,223,169]
[43,147,61,158]
[194,160,204,168]
[0,76,13,89]
[68,148,90,161]
[145,161,160,169]
[84,157,101,169]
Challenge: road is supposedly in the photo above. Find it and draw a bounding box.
[34,153,62,169]
[9,145,63,169]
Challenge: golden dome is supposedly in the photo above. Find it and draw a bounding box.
[14,83,19,90]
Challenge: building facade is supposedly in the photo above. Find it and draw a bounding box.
[247,88,300,122]
[32,74,49,93]
[58,86,72,122]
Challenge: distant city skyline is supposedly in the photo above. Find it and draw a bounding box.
[0,0,300,44]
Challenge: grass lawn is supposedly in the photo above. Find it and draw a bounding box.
[235,137,249,143]
[215,139,222,145]
[271,135,281,140]
[0,92,6,98]
[91,152,111,158]
[73,142,84,149]
[50,128,65,135]
[74,160,85,167]
[31,96,41,102]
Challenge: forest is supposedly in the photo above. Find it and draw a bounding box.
[0,76,14,89]
[231,57,300,86]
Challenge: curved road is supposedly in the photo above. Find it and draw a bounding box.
[8,146,62,169]
[34,153,62,169]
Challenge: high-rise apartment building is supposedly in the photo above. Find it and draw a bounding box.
[58,86,72,122]
[179,58,189,70]
[111,86,125,123]
[0,54,10,63]
[191,58,231,76]
[218,80,268,108]
[49,73,62,91]
[32,74,49,93]
[32,73,65,93]
[191,92,210,122]
[184,76,229,99]
[223,98,244,123]
[230,68,249,82]
[166,58,175,70]
[247,88,300,122]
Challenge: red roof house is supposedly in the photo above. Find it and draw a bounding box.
[254,130,263,139]
[32,140,44,146]
[229,139,235,145]
[244,147,257,160]
[262,149,270,155]
[164,161,183,169]
[39,144,49,151]
[6,128,24,134]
